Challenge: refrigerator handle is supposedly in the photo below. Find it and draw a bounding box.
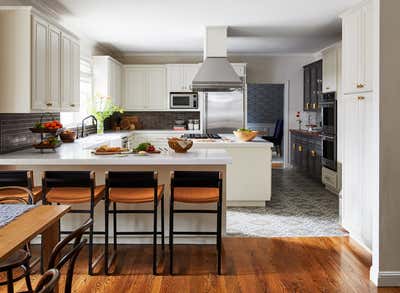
[203,93,208,134]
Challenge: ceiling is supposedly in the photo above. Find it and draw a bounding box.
[49,0,362,54]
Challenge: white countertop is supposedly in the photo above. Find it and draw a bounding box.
[0,144,231,165]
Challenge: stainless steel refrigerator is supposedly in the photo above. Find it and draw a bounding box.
[205,90,245,134]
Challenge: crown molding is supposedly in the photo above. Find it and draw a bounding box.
[122,51,314,58]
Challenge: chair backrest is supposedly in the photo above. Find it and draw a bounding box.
[0,186,34,204]
[171,171,221,188]
[48,218,92,293]
[272,119,284,141]
[42,171,93,188]
[106,171,157,188]
[0,170,33,189]
[34,268,60,293]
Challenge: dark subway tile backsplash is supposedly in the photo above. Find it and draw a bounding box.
[0,113,60,154]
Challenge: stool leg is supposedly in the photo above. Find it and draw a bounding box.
[104,198,109,275]
[7,269,14,293]
[23,262,33,292]
[153,198,158,275]
[169,196,174,275]
[88,204,94,275]
[161,193,165,250]
[113,202,117,251]
[217,199,222,275]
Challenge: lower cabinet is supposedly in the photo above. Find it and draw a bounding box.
[290,132,322,181]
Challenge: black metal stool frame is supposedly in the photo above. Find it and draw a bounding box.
[169,171,223,275]
[104,171,165,275]
[41,171,105,275]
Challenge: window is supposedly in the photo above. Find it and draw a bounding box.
[60,58,93,126]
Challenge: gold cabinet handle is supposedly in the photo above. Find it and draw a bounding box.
[298,145,303,152]
[70,103,75,107]
[357,96,365,100]
[46,102,53,107]
[312,103,317,109]
[326,86,330,90]
[292,143,296,150]
[311,150,316,157]
[305,103,310,110]
[357,83,365,89]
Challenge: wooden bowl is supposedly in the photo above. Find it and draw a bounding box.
[60,131,76,143]
[168,138,193,153]
[233,130,259,142]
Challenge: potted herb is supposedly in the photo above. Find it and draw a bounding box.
[90,96,123,135]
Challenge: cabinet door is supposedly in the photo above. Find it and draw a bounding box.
[183,64,199,91]
[359,2,373,92]
[147,67,167,110]
[303,66,311,111]
[322,48,337,93]
[47,25,61,110]
[60,35,71,110]
[70,40,80,110]
[114,62,122,106]
[315,60,322,109]
[310,64,318,110]
[167,65,184,92]
[31,17,50,111]
[123,68,147,110]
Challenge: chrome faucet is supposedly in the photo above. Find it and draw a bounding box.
[78,115,97,138]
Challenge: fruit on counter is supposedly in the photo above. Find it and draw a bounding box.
[33,120,63,130]
[39,136,60,146]
[147,145,155,152]
[61,129,74,135]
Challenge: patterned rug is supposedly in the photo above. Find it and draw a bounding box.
[226,169,348,237]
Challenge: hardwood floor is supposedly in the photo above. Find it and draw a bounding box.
[2,237,400,293]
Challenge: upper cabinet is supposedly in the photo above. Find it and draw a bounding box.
[123,65,167,111]
[303,60,322,111]
[341,0,373,94]
[93,56,123,106]
[0,9,80,113]
[322,46,338,93]
[166,64,199,92]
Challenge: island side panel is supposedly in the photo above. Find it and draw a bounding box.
[21,164,226,245]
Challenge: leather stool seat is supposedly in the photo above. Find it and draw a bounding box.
[109,185,164,203]
[173,187,219,203]
[45,185,105,204]
[0,187,41,203]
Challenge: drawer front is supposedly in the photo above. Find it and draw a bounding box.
[322,167,337,188]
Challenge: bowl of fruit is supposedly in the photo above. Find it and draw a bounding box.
[233,128,259,142]
[60,130,76,143]
[33,136,61,150]
[168,137,193,153]
[30,120,63,133]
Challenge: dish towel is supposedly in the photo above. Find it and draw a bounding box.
[0,204,35,228]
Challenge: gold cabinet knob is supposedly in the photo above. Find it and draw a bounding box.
[312,103,317,109]
[357,96,365,100]
[311,150,316,157]
[292,143,296,150]
[46,102,53,107]
[70,103,75,107]
[305,103,310,110]
[356,83,365,89]
[326,86,330,90]
[298,145,303,152]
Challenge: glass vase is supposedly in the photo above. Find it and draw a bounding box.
[97,119,104,135]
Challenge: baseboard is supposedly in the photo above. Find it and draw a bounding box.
[227,201,266,207]
[374,271,400,287]
[348,232,372,254]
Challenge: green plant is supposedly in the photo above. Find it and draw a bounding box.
[90,95,123,122]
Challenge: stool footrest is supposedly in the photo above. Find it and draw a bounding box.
[108,209,154,214]
[172,231,217,235]
[61,230,105,235]
[173,209,217,214]
[115,231,163,235]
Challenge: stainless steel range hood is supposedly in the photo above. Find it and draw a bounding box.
[192,27,243,92]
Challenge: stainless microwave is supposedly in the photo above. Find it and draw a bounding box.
[169,92,198,109]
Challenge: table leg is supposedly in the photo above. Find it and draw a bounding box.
[41,219,60,293]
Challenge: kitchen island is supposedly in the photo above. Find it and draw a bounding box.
[0,145,231,244]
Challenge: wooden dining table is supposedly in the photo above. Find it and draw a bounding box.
[0,205,70,292]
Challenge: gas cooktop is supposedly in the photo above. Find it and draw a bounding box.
[181,134,222,139]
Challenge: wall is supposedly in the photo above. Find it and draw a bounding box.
[373,0,400,286]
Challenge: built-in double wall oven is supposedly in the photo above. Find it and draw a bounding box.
[320,92,337,171]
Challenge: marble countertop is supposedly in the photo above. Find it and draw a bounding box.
[0,143,232,165]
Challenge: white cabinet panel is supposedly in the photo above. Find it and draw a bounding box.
[93,56,122,106]
[124,68,147,109]
[48,25,61,110]
[70,40,80,110]
[31,16,50,111]
[183,64,199,91]
[167,64,184,92]
[322,47,337,93]
[60,34,71,110]
[342,1,373,94]
[147,67,166,110]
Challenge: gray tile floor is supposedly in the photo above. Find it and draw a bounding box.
[226,169,348,237]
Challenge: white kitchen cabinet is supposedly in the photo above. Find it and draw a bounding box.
[342,92,376,248]
[60,34,80,112]
[93,56,123,106]
[48,25,61,110]
[123,65,166,110]
[166,64,199,92]
[341,0,373,94]
[322,46,338,93]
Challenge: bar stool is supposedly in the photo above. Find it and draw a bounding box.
[169,171,223,275]
[104,171,165,275]
[41,171,105,275]
[0,170,42,204]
